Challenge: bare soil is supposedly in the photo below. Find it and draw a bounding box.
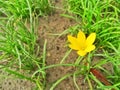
[38,1,94,90]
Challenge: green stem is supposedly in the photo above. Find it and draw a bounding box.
[50,74,73,90]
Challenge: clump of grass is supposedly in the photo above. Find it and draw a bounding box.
[91,42,120,89]
[0,17,47,89]
[0,0,53,89]
[66,0,120,49]
[0,19,37,69]
[0,0,52,19]
[33,0,52,16]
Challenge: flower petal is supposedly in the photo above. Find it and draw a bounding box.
[77,50,87,56]
[86,33,96,46]
[67,35,80,50]
[69,44,80,50]
[85,45,95,52]
[77,31,86,43]
[67,35,77,43]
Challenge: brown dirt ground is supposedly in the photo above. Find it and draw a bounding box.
[37,0,113,90]
[38,1,93,90]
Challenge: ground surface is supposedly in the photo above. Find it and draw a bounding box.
[38,1,93,90]
[0,70,35,90]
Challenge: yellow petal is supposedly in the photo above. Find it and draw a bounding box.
[85,45,95,52]
[77,31,86,45]
[69,44,80,50]
[86,33,96,46]
[67,35,77,44]
[77,50,87,56]
[67,35,80,50]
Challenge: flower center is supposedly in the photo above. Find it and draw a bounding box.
[81,46,86,50]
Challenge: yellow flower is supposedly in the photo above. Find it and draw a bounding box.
[67,31,96,56]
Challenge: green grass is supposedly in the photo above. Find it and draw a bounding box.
[65,0,120,48]
[0,0,52,19]
[0,0,52,89]
[0,0,120,90]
